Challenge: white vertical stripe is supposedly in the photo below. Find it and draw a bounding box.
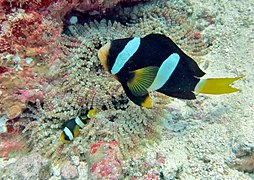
[75,116,85,128]
[111,37,141,75]
[149,53,180,91]
[64,127,74,140]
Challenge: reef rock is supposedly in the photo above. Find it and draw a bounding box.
[88,141,123,178]
[227,144,254,173]
[0,153,53,179]
[75,0,147,13]
[60,160,79,179]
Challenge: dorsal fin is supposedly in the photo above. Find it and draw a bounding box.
[144,33,205,77]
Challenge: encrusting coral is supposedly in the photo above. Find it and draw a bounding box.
[20,0,214,163]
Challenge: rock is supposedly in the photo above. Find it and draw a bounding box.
[0,153,53,179]
[88,141,123,179]
[78,162,89,179]
[60,160,79,179]
[227,144,254,173]
[71,155,80,166]
[75,0,148,13]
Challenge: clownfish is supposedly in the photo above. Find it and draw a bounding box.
[60,108,96,143]
[98,34,243,108]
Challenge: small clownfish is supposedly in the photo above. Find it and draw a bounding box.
[60,108,97,143]
[98,33,243,108]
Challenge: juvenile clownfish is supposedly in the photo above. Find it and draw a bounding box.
[98,34,243,108]
[60,108,96,143]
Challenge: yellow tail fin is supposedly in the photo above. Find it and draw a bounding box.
[195,76,244,94]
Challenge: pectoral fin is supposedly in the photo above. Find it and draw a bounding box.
[127,66,158,96]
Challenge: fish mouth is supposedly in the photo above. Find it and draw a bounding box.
[98,42,111,71]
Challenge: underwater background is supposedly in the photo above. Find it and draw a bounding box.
[0,0,253,179]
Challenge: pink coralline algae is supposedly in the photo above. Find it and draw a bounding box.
[0,66,9,74]
[0,133,26,157]
[0,2,63,60]
[0,66,48,119]
[89,141,123,179]
[0,1,64,120]
[17,89,45,103]
[0,0,76,128]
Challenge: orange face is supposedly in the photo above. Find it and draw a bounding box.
[98,42,119,80]
[98,42,111,72]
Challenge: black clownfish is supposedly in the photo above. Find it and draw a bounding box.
[60,108,96,143]
[98,34,243,108]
